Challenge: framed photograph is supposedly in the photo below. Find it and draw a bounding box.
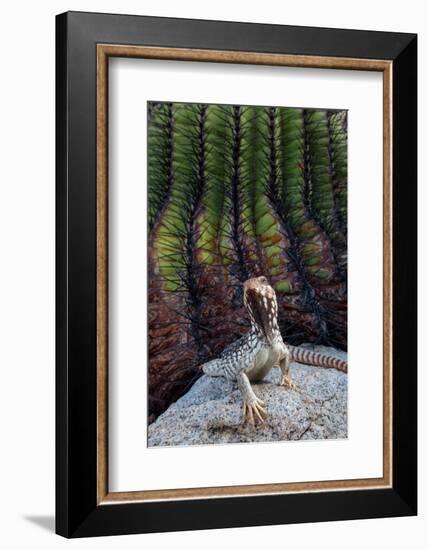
[56,11,417,537]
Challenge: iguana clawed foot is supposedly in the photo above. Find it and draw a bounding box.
[242,396,267,429]
[279,374,297,390]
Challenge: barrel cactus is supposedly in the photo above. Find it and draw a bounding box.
[148,101,347,419]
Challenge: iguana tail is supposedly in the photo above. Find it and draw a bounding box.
[288,346,347,373]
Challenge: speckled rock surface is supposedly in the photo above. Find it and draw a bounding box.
[148,345,348,447]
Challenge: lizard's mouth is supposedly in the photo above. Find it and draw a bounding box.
[243,278,277,344]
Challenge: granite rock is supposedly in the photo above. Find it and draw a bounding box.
[148,345,347,447]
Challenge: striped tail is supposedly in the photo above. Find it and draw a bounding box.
[289,346,347,373]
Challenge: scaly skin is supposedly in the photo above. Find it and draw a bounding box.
[202,276,347,428]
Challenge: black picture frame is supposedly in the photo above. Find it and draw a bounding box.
[56,10,417,538]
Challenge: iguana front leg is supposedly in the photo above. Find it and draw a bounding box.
[278,348,296,390]
[237,371,266,428]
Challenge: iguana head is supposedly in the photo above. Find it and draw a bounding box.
[243,276,278,343]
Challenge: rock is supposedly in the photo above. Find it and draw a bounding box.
[148,345,348,447]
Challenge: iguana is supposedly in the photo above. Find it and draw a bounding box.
[202,276,347,428]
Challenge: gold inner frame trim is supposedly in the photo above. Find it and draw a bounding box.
[96,44,393,505]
